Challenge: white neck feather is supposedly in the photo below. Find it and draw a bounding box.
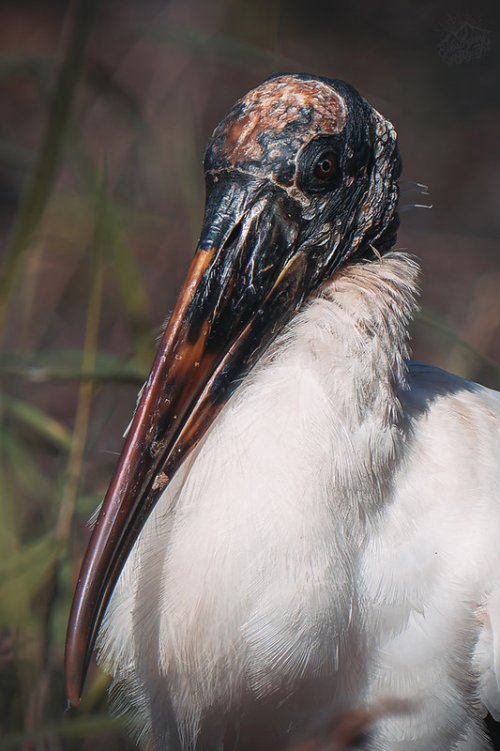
[99,252,420,748]
[303,252,419,509]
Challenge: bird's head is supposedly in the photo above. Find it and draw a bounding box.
[65,74,401,703]
[204,74,400,277]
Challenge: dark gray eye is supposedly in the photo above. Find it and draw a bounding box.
[297,135,343,194]
[314,152,337,179]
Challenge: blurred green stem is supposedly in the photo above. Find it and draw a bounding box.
[56,201,104,545]
[0,0,101,331]
[22,176,105,749]
[73,139,155,369]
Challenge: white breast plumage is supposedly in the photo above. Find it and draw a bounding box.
[66,74,500,751]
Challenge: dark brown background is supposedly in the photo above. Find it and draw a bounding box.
[0,0,499,748]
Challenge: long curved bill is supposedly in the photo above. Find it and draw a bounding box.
[64,176,307,705]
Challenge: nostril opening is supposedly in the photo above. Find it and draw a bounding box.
[224,222,243,249]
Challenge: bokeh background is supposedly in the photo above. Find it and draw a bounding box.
[0,0,499,748]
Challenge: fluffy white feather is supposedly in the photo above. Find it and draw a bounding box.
[97,252,500,750]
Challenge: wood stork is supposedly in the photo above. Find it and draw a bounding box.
[65,74,500,750]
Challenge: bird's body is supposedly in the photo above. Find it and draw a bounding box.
[99,255,500,750]
[65,74,500,750]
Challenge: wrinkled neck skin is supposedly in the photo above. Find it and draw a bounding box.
[98,252,419,750]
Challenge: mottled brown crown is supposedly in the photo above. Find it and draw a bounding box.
[205,75,348,187]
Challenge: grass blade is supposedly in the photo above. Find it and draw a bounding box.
[1,394,72,451]
[0,0,101,330]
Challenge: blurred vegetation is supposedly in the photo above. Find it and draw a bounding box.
[0,0,498,748]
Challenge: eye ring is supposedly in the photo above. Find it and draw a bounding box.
[297,136,342,194]
[313,152,336,179]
